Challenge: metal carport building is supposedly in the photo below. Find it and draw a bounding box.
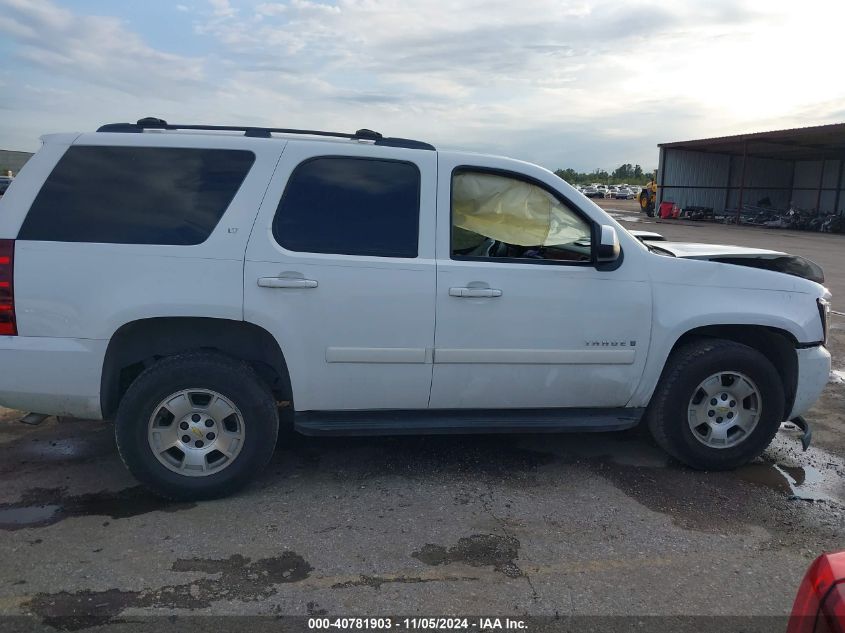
[656,123,845,221]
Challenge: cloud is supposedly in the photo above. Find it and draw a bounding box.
[0,0,843,172]
[0,0,207,98]
[255,2,287,16]
[186,0,685,140]
[208,0,237,18]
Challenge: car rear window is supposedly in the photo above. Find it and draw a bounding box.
[272,156,420,258]
[18,146,255,245]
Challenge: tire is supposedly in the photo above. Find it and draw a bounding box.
[115,351,279,500]
[639,192,654,216]
[646,339,784,470]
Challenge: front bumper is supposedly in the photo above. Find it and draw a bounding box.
[789,345,832,420]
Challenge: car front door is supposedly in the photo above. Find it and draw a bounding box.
[244,141,436,412]
[430,153,652,409]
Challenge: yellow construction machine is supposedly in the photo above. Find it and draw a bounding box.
[639,171,657,217]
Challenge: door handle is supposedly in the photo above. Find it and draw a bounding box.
[449,287,502,298]
[258,277,318,289]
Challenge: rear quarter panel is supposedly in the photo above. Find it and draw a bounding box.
[11,133,284,339]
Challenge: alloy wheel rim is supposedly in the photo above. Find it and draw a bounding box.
[147,388,245,476]
[687,371,761,449]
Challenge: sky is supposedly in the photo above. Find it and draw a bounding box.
[1,0,843,172]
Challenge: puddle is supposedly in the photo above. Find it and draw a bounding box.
[830,369,845,385]
[26,551,312,631]
[413,533,523,578]
[605,210,645,223]
[0,487,194,531]
[0,420,115,477]
[735,462,839,502]
[0,504,62,529]
[585,432,845,535]
[9,434,114,465]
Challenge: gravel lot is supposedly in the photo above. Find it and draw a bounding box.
[1,204,843,630]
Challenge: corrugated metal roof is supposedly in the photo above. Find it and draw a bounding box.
[658,122,845,161]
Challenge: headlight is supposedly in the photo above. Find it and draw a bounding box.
[817,297,830,345]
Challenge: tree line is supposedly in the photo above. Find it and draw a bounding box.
[554,163,654,186]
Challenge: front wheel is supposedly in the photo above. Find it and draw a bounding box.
[646,339,784,470]
[115,351,279,500]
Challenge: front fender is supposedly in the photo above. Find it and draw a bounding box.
[628,280,820,408]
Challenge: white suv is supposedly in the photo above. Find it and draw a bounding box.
[0,118,832,499]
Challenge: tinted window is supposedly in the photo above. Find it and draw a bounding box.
[451,170,592,263]
[19,146,255,245]
[273,157,419,258]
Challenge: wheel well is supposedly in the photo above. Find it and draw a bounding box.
[101,317,292,419]
[669,325,798,416]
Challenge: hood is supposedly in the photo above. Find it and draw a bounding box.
[649,241,825,284]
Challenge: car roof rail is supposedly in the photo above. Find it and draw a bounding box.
[97,117,436,151]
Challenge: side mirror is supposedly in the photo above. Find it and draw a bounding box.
[597,225,620,262]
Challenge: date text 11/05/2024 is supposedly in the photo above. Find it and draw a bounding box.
[307,618,528,630]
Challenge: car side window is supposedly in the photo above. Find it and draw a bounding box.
[273,156,420,258]
[18,146,255,245]
[451,170,592,263]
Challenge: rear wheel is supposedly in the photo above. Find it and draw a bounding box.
[115,351,279,500]
[646,339,784,470]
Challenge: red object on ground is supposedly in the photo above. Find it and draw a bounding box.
[658,201,674,218]
[787,551,845,633]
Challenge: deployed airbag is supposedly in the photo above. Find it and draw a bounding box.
[452,172,588,246]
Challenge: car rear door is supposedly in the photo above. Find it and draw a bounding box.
[244,141,437,412]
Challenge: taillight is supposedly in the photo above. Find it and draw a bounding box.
[0,239,16,336]
[788,552,845,633]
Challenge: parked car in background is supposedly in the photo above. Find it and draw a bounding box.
[788,551,845,633]
[581,186,602,198]
[614,187,634,200]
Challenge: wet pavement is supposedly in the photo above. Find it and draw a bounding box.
[0,408,843,629]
